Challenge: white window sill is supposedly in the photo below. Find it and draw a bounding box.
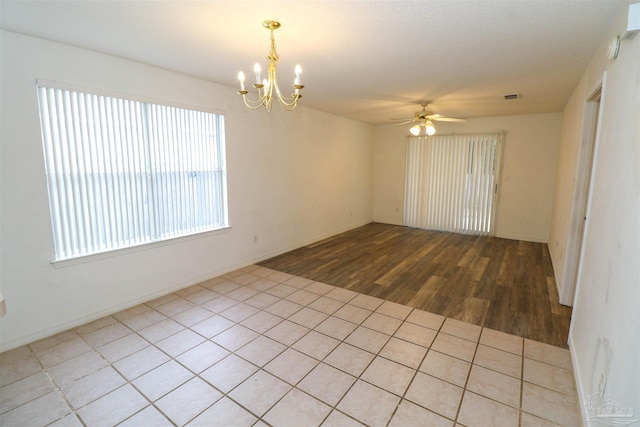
[50,225,232,269]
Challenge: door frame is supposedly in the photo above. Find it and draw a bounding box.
[559,74,605,306]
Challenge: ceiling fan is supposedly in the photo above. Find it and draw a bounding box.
[393,102,466,136]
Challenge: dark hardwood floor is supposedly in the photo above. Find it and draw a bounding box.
[259,222,572,348]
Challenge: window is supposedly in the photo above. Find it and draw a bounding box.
[404,133,504,235]
[36,82,228,261]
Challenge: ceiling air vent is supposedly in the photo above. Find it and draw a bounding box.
[503,93,520,100]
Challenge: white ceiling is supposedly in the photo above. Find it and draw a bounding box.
[0,0,630,124]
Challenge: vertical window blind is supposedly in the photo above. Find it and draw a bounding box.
[404,133,504,235]
[37,83,228,261]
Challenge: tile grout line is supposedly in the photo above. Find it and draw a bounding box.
[384,311,448,427]
[311,294,383,427]
[19,272,314,424]
[118,272,300,426]
[80,309,195,427]
[255,284,407,425]
[340,304,402,427]
[107,303,205,427]
[32,277,260,426]
[186,278,358,426]
[305,292,391,426]
[451,324,482,426]
[197,291,310,425]
[27,343,84,426]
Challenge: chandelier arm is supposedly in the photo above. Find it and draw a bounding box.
[272,76,300,108]
[264,85,273,112]
[240,93,268,110]
[265,58,277,111]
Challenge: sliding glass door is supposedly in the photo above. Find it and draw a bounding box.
[404,133,504,235]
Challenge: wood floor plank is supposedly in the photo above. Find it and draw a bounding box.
[471,257,491,281]
[446,296,489,325]
[407,275,447,307]
[259,222,571,347]
[375,244,437,286]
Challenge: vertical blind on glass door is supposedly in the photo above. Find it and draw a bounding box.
[404,133,504,235]
[36,83,228,261]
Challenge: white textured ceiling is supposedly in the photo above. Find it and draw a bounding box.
[0,0,630,124]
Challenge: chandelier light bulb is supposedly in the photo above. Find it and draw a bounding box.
[410,125,421,136]
[295,64,302,84]
[238,71,246,91]
[253,63,262,84]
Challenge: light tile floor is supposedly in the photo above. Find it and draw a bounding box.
[0,265,581,426]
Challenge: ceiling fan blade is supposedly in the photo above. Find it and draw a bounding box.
[392,120,416,126]
[433,117,467,122]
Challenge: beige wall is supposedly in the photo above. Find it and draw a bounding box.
[372,124,407,226]
[553,5,640,420]
[547,26,612,304]
[0,31,374,351]
[373,113,562,242]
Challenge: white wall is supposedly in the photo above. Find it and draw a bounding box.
[555,6,640,421]
[0,31,374,351]
[373,113,562,242]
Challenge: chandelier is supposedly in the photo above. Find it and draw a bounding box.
[237,20,304,111]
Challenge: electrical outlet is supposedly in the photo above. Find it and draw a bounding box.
[598,372,607,395]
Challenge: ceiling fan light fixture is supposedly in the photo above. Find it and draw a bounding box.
[400,102,463,135]
[425,120,436,135]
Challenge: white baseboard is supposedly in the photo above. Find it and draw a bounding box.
[568,335,588,426]
[494,232,548,243]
